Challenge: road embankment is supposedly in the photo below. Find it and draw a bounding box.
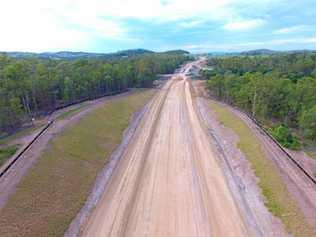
[0,89,155,237]
[204,98,316,237]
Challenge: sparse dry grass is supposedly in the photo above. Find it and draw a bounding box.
[208,100,315,237]
[56,104,86,120]
[0,126,40,146]
[0,90,155,237]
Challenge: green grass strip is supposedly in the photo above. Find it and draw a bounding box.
[0,90,154,237]
[0,145,19,167]
[57,104,86,121]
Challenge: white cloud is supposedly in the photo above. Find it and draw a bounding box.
[274,25,313,34]
[0,0,129,51]
[85,0,279,23]
[224,19,265,31]
[182,36,316,52]
[275,37,316,45]
[0,0,291,51]
[178,20,204,28]
[79,0,236,22]
[0,1,88,52]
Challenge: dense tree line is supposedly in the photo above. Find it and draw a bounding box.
[205,53,316,148]
[206,53,316,80]
[0,52,188,134]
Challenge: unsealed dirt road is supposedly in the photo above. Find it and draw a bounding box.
[81,62,252,237]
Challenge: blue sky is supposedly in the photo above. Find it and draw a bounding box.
[0,0,315,53]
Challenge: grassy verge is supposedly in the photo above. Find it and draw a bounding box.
[0,126,43,169]
[0,90,154,237]
[208,100,315,237]
[0,126,41,146]
[56,104,86,120]
[0,145,19,167]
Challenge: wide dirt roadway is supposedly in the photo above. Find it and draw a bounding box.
[81,62,250,237]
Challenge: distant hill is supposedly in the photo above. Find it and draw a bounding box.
[160,50,190,55]
[240,49,277,56]
[39,51,105,59]
[207,52,239,57]
[112,49,154,57]
[0,49,156,60]
[207,49,277,56]
[207,49,316,57]
[286,49,316,54]
[0,48,191,60]
[1,52,39,58]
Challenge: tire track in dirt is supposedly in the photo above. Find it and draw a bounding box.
[81,64,252,237]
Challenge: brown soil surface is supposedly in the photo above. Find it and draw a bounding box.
[81,62,264,237]
[195,96,286,237]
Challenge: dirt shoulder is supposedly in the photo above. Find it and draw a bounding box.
[196,97,286,236]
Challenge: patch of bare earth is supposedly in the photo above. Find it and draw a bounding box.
[286,149,316,178]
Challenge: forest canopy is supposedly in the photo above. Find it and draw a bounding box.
[0,52,189,134]
[204,52,316,147]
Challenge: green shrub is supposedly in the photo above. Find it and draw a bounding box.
[299,106,316,141]
[0,145,19,166]
[269,125,301,150]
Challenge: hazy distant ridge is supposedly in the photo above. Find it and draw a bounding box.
[0,49,189,60]
[207,49,316,56]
